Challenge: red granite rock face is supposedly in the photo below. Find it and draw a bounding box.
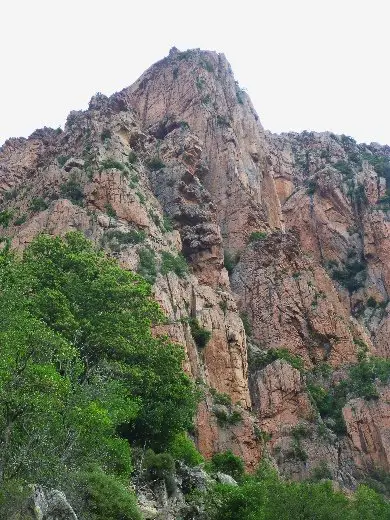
[2,48,390,485]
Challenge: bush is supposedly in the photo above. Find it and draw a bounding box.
[3,188,18,201]
[100,129,112,142]
[224,250,239,275]
[168,432,204,466]
[29,197,48,212]
[330,258,367,293]
[334,160,353,177]
[311,461,333,481]
[104,203,117,219]
[137,247,157,284]
[249,348,304,372]
[57,155,69,167]
[211,390,232,407]
[204,473,390,520]
[248,231,267,243]
[74,467,142,520]
[146,157,165,171]
[143,449,175,480]
[189,318,211,349]
[0,231,198,477]
[104,229,145,246]
[100,158,126,171]
[307,179,317,195]
[14,214,27,226]
[211,451,244,481]
[162,216,174,232]
[161,251,188,277]
[60,177,84,205]
[128,151,137,164]
[239,311,252,336]
[0,210,14,228]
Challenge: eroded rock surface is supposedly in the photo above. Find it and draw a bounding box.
[2,47,390,489]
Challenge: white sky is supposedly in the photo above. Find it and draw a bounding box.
[1,0,389,147]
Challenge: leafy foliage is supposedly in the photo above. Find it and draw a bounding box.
[104,203,117,219]
[100,158,126,171]
[160,251,188,278]
[146,157,165,171]
[168,432,204,466]
[308,357,390,435]
[0,232,197,495]
[189,318,211,349]
[70,466,142,520]
[29,197,48,212]
[248,231,267,243]
[60,176,84,205]
[210,451,244,481]
[0,210,14,228]
[137,247,157,284]
[249,348,304,372]
[204,464,390,520]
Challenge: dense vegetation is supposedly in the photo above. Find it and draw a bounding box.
[0,232,197,518]
[203,462,390,520]
[1,232,390,518]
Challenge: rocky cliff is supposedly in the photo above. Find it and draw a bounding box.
[1,47,390,493]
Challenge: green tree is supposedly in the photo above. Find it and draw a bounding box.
[0,232,197,508]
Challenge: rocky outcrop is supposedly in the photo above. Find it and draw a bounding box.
[343,387,390,473]
[3,47,390,490]
[28,487,78,520]
[232,232,365,367]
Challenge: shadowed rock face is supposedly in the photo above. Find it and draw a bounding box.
[2,47,390,485]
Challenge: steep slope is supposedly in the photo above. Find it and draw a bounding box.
[2,48,390,492]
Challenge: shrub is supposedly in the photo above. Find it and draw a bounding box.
[211,451,244,481]
[367,296,378,308]
[249,348,304,372]
[3,188,18,201]
[100,158,126,171]
[161,251,188,278]
[248,231,267,243]
[73,467,142,520]
[211,390,232,407]
[0,210,14,228]
[143,449,175,480]
[307,179,317,195]
[240,312,252,336]
[216,115,230,127]
[224,250,239,275]
[60,177,84,205]
[137,247,157,284]
[168,432,204,466]
[14,214,27,226]
[57,155,69,167]
[334,160,353,177]
[128,151,137,164]
[146,157,165,171]
[136,191,145,204]
[104,203,117,219]
[100,129,112,142]
[162,216,174,232]
[311,462,333,482]
[330,258,367,293]
[104,229,145,246]
[201,59,214,73]
[0,231,198,472]
[189,318,211,349]
[29,197,48,212]
[214,408,242,427]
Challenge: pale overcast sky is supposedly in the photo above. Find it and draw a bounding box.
[1,0,389,147]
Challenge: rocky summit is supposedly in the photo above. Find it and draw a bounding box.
[2,48,390,518]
